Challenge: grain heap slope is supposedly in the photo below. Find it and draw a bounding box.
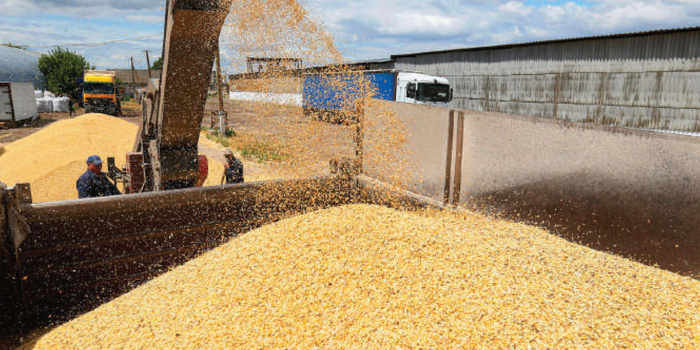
[0,114,136,185]
[0,113,226,202]
[32,205,700,349]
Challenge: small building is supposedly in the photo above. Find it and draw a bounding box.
[246,57,303,73]
[110,69,162,97]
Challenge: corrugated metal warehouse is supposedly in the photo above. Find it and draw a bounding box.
[391,27,700,132]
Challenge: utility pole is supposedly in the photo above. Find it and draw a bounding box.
[215,43,228,135]
[144,50,152,79]
[130,57,137,99]
[216,48,225,113]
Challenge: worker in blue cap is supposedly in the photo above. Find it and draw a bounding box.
[76,155,121,198]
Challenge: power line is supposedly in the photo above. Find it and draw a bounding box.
[21,34,161,49]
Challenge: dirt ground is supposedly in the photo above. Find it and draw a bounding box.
[1,99,355,185]
[202,99,355,180]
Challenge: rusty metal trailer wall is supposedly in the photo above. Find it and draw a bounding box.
[0,177,352,340]
[392,28,700,132]
[460,112,700,277]
[365,101,700,277]
[0,174,446,346]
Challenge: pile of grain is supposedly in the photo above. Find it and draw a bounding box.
[0,114,137,202]
[32,205,700,349]
[0,114,227,202]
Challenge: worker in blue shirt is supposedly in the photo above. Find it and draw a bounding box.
[76,155,121,198]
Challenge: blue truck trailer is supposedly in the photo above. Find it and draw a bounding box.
[302,70,451,122]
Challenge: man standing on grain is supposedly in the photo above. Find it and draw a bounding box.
[76,155,121,198]
[221,148,244,184]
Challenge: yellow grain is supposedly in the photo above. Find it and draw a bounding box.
[0,114,232,202]
[30,204,700,349]
[0,114,137,187]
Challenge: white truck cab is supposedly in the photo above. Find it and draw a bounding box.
[396,72,452,107]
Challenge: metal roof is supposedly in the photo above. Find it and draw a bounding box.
[343,58,394,65]
[391,26,700,58]
[0,46,45,88]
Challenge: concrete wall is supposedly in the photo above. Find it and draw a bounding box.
[228,77,302,106]
[230,77,301,94]
[364,101,700,277]
[229,91,302,106]
[393,29,700,132]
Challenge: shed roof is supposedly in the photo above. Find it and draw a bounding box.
[391,26,700,59]
[0,46,45,88]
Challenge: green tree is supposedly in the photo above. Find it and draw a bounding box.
[38,47,91,98]
[151,56,163,71]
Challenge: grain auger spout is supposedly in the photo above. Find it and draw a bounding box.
[129,0,232,192]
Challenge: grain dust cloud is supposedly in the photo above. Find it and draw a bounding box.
[216,0,412,186]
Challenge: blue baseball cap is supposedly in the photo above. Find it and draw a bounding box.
[86,155,102,165]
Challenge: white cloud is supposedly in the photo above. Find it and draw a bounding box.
[125,14,165,24]
[498,1,533,16]
[0,0,41,16]
[307,0,700,62]
[28,0,160,12]
[3,0,700,68]
[0,0,163,19]
[588,1,683,30]
[376,14,464,36]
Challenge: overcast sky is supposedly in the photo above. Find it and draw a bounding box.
[1,0,698,71]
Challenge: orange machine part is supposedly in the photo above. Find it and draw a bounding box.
[125,152,145,194]
[195,155,209,187]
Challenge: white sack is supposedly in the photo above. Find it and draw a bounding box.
[51,96,70,113]
[36,97,52,113]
